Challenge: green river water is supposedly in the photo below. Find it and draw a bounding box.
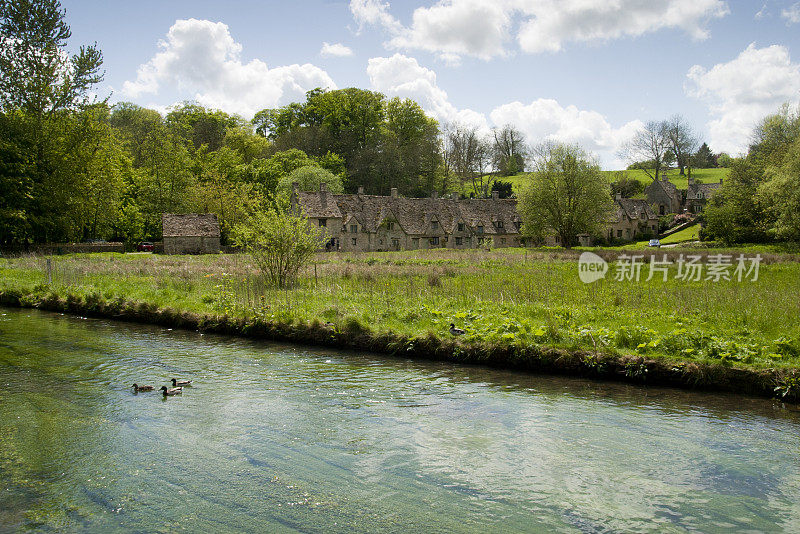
[1,307,799,533]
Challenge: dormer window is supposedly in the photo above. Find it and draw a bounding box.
[318,218,327,227]
[457,222,465,232]
[431,220,439,230]
[494,221,504,229]
[350,224,358,233]
[640,212,646,220]
[387,222,395,230]
[477,225,484,234]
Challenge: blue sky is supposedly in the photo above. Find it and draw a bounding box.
[62,0,800,169]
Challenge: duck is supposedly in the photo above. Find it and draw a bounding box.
[132,383,154,392]
[450,323,465,336]
[160,386,183,396]
[171,378,192,387]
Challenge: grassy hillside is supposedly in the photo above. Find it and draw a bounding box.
[496,167,730,196]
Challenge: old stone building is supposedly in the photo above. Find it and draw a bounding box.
[606,196,660,242]
[686,176,723,213]
[162,213,221,254]
[644,175,682,215]
[292,183,522,251]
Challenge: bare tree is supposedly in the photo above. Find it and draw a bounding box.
[664,114,699,176]
[492,124,528,176]
[620,120,670,182]
[442,122,493,197]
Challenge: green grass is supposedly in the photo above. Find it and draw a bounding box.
[496,168,730,196]
[1,249,799,372]
[661,224,700,245]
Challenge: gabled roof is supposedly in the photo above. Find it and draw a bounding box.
[296,191,342,218]
[647,178,679,200]
[688,181,722,199]
[162,213,220,238]
[615,198,658,221]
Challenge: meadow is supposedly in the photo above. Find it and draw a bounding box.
[1,247,799,375]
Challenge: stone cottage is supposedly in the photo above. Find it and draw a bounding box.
[644,175,682,215]
[292,183,522,251]
[685,176,723,213]
[606,196,660,242]
[162,213,221,254]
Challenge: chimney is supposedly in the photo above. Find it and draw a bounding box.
[390,187,398,199]
[358,185,364,195]
[492,190,499,200]
[319,182,328,203]
[431,191,438,199]
[615,192,622,201]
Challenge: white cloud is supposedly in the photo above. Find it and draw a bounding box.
[367,54,488,129]
[781,3,800,24]
[121,19,336,118]
[368,53,636,167]
[490,99,642,167]
[686,43,800,154]
[352,0,728,61]
[320,42,354,57]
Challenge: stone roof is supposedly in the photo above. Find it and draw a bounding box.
[609,198,658,223]
[649,178,679,200]
[296,190,521,236]
[688,181,721,200]
[162,213,220,238]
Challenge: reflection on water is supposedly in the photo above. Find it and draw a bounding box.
[1,308,799,532]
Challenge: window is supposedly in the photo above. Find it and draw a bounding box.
[659,205,665,215]
[350,224,358,233]
[494,221,504,229]
[412,238,419,249]
[514,221,522,231]
[431,221,439,230]
[457,222,465,232]
[387,222,394,230]
[351,238,357,246]
[617,229,622,238]
[379,239,383,245]
[430,237,439,245]
[477,225,484,234]
[640,212,646,220]
[391,238,400,249]
[318,218,327,227]
[652,225,657,232]
[455,237,463,245]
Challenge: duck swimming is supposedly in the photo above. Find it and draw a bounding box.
[132,383,154,392]
[171,378,192,386]
[160,386,183,396]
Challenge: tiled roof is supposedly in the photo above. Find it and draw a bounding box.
[296,191,521,236]
[162,213,220,237]
[688,182,721,199]
[608,198,658,223]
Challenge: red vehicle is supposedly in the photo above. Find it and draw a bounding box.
[136,241,154,252]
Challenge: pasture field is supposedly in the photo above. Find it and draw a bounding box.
[1,247,798,373]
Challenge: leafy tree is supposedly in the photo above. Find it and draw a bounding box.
[166,102,242,152]
[693,142,715,168]
[491,180,514,199]
[610,172,643,198]
[519,143,612,247]
[664,114,698,176]
[716,153,733,168]
[232,199,323,288]
[492,124,527,176]
[704,159,769,244]
[278,165,343,195]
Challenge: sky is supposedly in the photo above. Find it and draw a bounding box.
[60,0,800,169]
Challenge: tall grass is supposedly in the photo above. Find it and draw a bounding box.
[1,248,799,369]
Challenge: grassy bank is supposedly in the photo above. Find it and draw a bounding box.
[1,248,799,400]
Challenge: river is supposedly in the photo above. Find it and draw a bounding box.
[1,308,799,532]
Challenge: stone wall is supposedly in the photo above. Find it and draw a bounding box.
[163,236,221,255]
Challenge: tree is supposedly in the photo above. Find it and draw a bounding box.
[693,142,715,168]
[610,171,643,198]
[232,199,323,288]
[704,159,769,244]
[277,165,343,195]
[518,143,613,247]
[664,114,698,176]
[491,180,514,198]
[621,120,670,182]
[492,124,527,176]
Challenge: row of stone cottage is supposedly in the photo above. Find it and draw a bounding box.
[291,183,523,251]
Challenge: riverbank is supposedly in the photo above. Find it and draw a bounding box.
[2,249,798,401]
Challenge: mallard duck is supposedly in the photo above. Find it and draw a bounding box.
[171,378,192,386]
[160,386,183,396]
[450,323,465,336]
[132,383,154,392]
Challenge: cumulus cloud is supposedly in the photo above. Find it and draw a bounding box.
[351,0,728,61]
[368,53,637,166]
[367,53,488,128]
[122,19,336,118]
[320,42,354,57]
[781,3,800,24]
[686,43,800,154]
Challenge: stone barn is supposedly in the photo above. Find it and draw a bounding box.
[162,213,221,254]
